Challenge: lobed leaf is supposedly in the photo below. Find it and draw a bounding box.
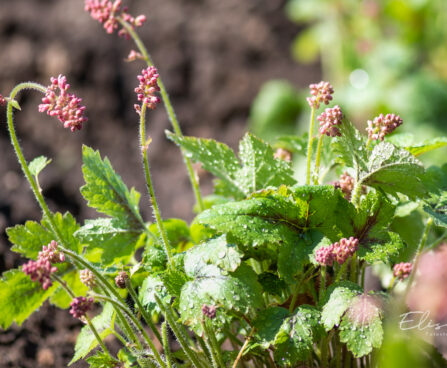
[28,155,51,177]
[80,146,143,228]
[0,269,56,329]
[75,218,143,266]
[361,142,426,199]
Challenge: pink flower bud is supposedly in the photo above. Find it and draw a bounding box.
[393,262,412,280]
[80,269,96,288]
[318,105,343,137]
[69,296,94,319]
[0,94,6,106]
[273,148,292,162]
[315,245,335,266]
[38,75,87,132]
[202,304,217,319]
[307,81,334,109]
[134,66,161,111]
[366,113,403,141]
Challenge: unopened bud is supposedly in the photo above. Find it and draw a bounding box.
[115,271,129,289]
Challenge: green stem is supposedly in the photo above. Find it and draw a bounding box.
[232,328,254,368]
[319,267,327,303]
[289,267,314,313]
[201,321,220,368]
[162,322,173,368]
[320,335,328,368]
[306,106,317,185]
[205,321,225,368]
[155,295,206,368]
[350,254,358,283]
[351,181,363,208]
[335,262,348,283]
[94,294,167,368]
[51,274,115,361]
[406,217,433,294]
[126,276,163,344]
[139,103,173,265]
[314,134,324,184]
[119,18,204,212]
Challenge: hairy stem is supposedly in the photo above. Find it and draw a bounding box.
[51,274,115,361]
[94,294,167,368]
[155,295,207,368]
[139,103,173,265]
[119,18,204,212]
[306,106,317,185]
[162,322,173,368]
[126,275,163,344]
[314,134,324,184]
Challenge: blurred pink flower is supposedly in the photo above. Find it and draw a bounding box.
[366,113,402,141]
[307,81,334,109]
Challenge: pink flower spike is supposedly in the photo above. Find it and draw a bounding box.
[69,296,94,319]
[22,258,57,290]
[307,81,334,109]
[39,75,87,132]
[393,262,412,280]
[135,66,161,111]
[315,245,335,266]
[366,113,403,141]
[318,105,343,137]
[331,237,359,265]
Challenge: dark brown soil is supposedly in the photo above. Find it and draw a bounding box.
[0,0,319,366]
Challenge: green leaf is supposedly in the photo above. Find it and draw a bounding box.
[387,134,447,157]
[166,132,243,196]
[198,185,345,263]
[274,134,309,156]
[0,269,56,329]
[361,142,426,199]
[353,192,403,263]
[179,264,263,330]
[7,212,82,258]
[80,145,143,227]
[321,281,362,331]
[158,267,188,299]
[167,132,296,197]
[183,235,243,273]
[331,121,368,172]
[273,305,325,366]
[423,165,447,227]
[85,351,117,368]
[253,307,290,348]
[70,303,115,365]
[75,218,143,266]
[237,133,297,194]
[339,296,383,358]
[28,156,52,177]
[257,273,288,297]
[9,99,21,110]
[139,275,171,316]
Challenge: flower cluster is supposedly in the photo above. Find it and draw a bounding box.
[38,75,87,132]
[84,0,146,38]
[318,105,343,137]
[307,81,334,109]
[393,262,412,280]
[134,66,161,113]
[202,304,217,319]
[366,113,403,141]
[69,296,94,319]
[315,237,359,266]
[22,241,64,290]
[115,271,129,289]
[0,94,6,106]
[80,269,96,288]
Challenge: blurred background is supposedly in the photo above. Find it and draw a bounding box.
[1,0,447,366]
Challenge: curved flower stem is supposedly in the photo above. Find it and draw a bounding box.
[51,274,115,362]
[94,294,167,368]
[6,85,142,350]
[200,321,219,368]
[202,320,225,368]
[125,275,163,344]
[306,106,317,185]
[139,103,173,266]
[232,328,254,368]
[313,134,324,184]
[119,18,205,213]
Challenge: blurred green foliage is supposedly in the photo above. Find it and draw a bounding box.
[250,0,447,151]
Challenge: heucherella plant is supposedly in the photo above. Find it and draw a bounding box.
[3,1,447,368]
